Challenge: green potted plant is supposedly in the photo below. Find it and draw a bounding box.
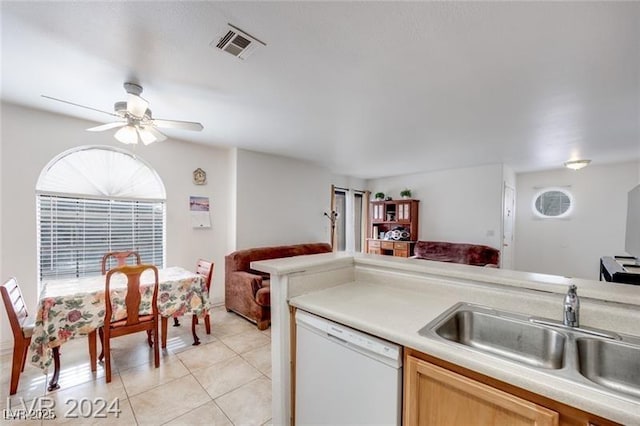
[400,189,412,199]
[374,192,385,201]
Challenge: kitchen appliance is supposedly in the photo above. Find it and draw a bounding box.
[295,310,402,425]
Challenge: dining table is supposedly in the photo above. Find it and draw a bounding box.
[29,266,210,391]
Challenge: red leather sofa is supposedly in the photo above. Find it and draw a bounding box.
[225,242,332,329]
[412,241,500,267]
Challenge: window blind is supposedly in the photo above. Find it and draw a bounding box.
[38,194,165,280]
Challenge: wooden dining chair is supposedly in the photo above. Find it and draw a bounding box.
[93,264,160,383]
[191,259,214,343]
[101,251,141,275]
[1,278,35,395]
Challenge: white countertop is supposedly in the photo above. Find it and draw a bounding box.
[289,279,640,425]
[253,252,640,307]
[251,253,640,424]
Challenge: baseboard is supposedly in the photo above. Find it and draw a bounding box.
[210,299,225,308]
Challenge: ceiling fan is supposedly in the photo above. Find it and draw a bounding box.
[42,82,204,145]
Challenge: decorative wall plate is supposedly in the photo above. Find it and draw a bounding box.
[193,168,207,185]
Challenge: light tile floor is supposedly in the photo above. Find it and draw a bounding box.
[0,307,272,425]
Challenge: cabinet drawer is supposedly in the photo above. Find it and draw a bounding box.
[394,242,409,250]
[394,250,409,258]
[368,240,381,249]
[381,241,395,250]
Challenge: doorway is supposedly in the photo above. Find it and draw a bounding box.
[502,184,515,269]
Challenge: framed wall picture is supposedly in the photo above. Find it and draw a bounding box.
[190,196,211,228]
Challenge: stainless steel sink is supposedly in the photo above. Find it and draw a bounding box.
[577,338,640,400]
[420,302,640,404]
[430,309,566,369]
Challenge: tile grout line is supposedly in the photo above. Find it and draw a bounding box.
[2,309,271,425]
[214,376,272,426]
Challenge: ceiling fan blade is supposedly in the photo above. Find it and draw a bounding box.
[86,121,127,132]
[41,95,119,117]
[152,118,204,131]
[137,126,167,145]
[127,94,149,118]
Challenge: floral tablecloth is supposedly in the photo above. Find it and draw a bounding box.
[30,266,209,371]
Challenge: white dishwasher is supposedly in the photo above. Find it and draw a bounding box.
[295,310,402,426]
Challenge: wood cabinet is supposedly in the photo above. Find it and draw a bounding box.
[367,199,419,257]
[367,240,412,257]
[404,349,618,426]
[404,355,558,426]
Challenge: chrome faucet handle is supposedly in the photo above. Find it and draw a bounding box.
[563,285,580,327]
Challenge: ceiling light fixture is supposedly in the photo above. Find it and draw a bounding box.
[564,159,591,170]
[138,127,158,145]
[114,125,139,145]
[112,124,166,146]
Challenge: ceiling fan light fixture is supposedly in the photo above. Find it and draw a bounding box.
[138,127,158,146]
[564,159,591,170]
[126,93,149,118]
[44,82,203,146]
[114,125,139,145]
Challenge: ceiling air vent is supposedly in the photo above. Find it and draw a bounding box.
[213,24,266,60]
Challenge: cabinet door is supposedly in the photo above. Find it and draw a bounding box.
[372,203,385,221]
[404,356,559,426]
[397,202,411,222]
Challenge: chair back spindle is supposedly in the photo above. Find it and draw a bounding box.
[104,264,159,326]
[101,251,141,275]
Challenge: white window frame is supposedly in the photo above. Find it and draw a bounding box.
[532,187,574,219]
[36,146,166,280]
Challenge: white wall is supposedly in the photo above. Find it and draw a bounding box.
[0,113,3,294]
[367,164,504,248]
[515,161,639,280]
[0,103,232,347]
[227,148,238,253]
[503,165,516,189]
[234,149,333,249]
[331,175,367,192]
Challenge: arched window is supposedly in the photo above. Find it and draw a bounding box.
[36,146,166,280]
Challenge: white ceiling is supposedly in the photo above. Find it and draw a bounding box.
[1,1,639,179]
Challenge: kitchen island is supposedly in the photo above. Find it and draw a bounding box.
[252,253,640,425]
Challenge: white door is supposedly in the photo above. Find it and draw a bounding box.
[502,184,515,269]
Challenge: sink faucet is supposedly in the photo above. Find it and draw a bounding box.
[563,285,580,327]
